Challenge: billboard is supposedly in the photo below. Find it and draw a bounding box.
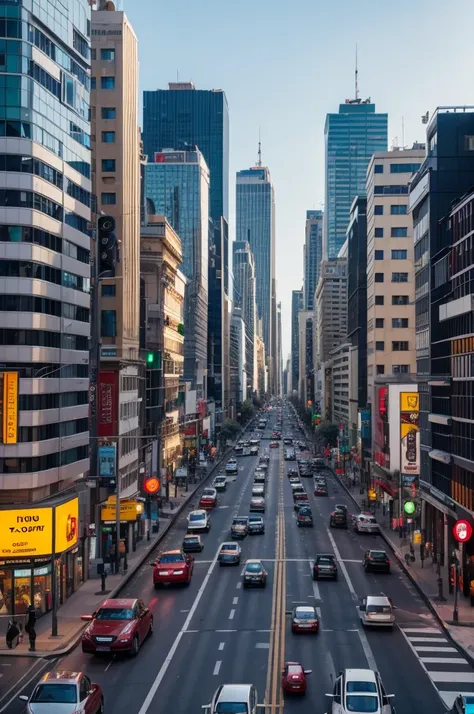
[98,371,118,438]
[98,444,116,478]
[54,497,79,554]
[400,392,420,476]
[2,371,18,444]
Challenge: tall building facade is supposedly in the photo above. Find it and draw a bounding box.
[91,7,142,499]
[316,259,348,365]
[324,98,388,259]
[304,210,323,310]
[229,309,247,411]
[277,301,282,397]
[142,83,230,413]
[236,166,276,391]
[0,0,91,502]
[291,289,303,393]
[145,149,210,398]
[365,147,423,402]
[233,241,257,394]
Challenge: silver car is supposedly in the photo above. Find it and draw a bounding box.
[19,671,104,714]
[204,684,259,714]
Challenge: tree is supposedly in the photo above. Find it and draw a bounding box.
[252,395,262,410]
[239,399,255,424]
[316,421,339,447]
[220,419,241,443]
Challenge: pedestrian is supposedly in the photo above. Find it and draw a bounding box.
[109,542,116,573]
[118,539,126,574]
[25,604,36,652]
[5,619,20,649]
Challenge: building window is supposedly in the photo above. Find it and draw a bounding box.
[100,76,115,89]
[376,342,385,351]
[374,165,384,174]
[102,159,116,172]
[374,185,409,196]
[392,272,408,282]
[101,131,115,143]
[392,318,409,328]
[375,273,384,282]
[390,163,421,174]
[391,205,407,215]
[101,192,116,205]
[391,227,408,238]
[376,365,385,375]
[102,284,116,297]
[392,249,407,260]
[393,295,409,305]
[375,318,384,328]
[101,310,117,337]
[91,77,96,90]
[101,107,116,120]
[392,341,409,351]
[101,49,115,61]
[375,295,384,305]
[375,227,384,238]
[374,205,384,215]
[393,365,410,374]
[375,250,384,260]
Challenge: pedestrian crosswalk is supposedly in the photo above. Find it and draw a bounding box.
[401,626,474,709]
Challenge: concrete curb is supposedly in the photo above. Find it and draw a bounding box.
[329,465,474,668]
[2,446,235,660]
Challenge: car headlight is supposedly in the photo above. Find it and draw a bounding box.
[174,570,184,575]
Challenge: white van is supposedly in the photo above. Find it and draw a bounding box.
[359,595,395,629]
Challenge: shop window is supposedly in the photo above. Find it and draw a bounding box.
[13,569,31,614]
[33,565,52,614]
[0,570,13,614]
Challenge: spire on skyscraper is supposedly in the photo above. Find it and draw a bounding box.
[257,128,262,167]
[355,44,359,100]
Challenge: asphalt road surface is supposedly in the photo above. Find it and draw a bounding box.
[1,408,472,714]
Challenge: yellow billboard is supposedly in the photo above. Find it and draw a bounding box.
[2,371,18,444]
[400,392,419,413]
[101,499,144,522]
[54,497,79,554]
[0,507,53,558]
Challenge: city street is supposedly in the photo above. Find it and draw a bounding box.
[0,414,470,714]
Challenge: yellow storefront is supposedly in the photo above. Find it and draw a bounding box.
[100,497,144,561]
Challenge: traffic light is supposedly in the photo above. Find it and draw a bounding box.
[98,216,117,275]
[403,500,416,515]
[146,351,161,369]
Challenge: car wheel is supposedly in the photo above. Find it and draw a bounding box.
[364,566,370,573]
[148,616,154,636]
[97,698,104,714]
[131,635,139,656]
[313,572,318,581]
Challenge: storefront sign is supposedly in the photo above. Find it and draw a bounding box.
[54,498,79,554]
[400,392,420,477]
[98,444,116,478]
[101,499,144,522]
[453,519,473,543]
[0,507,53,558]
[2,371,18,444]
[98,371,118,438]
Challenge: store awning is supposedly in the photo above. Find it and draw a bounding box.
[373,479,395,498]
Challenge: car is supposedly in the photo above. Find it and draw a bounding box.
[234,444,243,455]
[283,437,293,445]
[281,662,312,695]
[296,506,313,527]
[243,559,267,587]
[219,542,242,565]
[312,458,326,471]
[203,684,259,714]
[326,668,395,714]
[199,488,217,509]
[448,694,474,714]
[270,441,279,448]
[363,550,391,573]
[250,445,259,456]
[152,550,194,587]
[289,475,301,485]
[182,534,204,552]
[335,503,348,513]
[248,515,265,534]
[313,554,338,580]
[225,459,238,474]
[299,465,312,477]
[19,671,104,714]
[294,493,310,510]
[250,438,260,446]
[258,460,269,471]
[271,431,281,439]
[81,598,153,655]
[260,453,270,463]
[359,595,395,629]
[284,449,296,461]
[250,496,265,512]
[291,605,319,633]
[212,475,227,491]
[291,482,304,493]
[187,509,211,532]
[354,513,379,533]
[231,516,249,539]
[314,483,328,496]
[298,458,309,467]
[287,467,298,477]
[252,485,265,497]
[330,509,348,528]
[254,471,266,483]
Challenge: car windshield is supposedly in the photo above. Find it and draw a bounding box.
[189,514,204,521]
[371,552,387,560]
[296,610,315,620]
[318,557,334,565]
[32,684,77,704]
[347,682,377,693]
[222,545,237,551]
[367,604,391,614]
[345,695,378,712]
[361,516,376,523]
[216,704,248,713]
[159,554,184,563]
[249,517,262,523]
[233,519,247,526]
[288,665,302,675]
[246,563,262,572]
[203,491,214,497]
[185,537,199,543]
[96,607,133,620]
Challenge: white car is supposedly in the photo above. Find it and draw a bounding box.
[252,485,265,497]
[212,475,227,491]
[187,509,210,532]
[354,513,379,534]
[203,684,259,714]
[359,595,395,629]
[225,459,238,474]
[326,668,395,714]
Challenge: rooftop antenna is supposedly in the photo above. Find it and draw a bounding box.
[402,116,405,148]
[257,127,262,167]
[355,44,359,100]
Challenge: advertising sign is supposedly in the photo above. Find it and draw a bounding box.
[400,392,420,476]
[0,507,53,558]
[453,520,473,543]
[101,499,144,522]
[54,497,79,553]
[98,371,118,438]
[2,371,18,444]
[99,444,116,478]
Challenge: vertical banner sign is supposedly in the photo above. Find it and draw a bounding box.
[97,371,118,438]
[2,371,18,444]
[98,444,116,478]
[400,392,420,486]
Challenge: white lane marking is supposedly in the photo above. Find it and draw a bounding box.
[308,560,321,600]
[399,627,455,707]
[213,661,222,676]
[216,629,237,633]
[440,692,474,709]
[430,672,474,683]
[403,627,441,634]
[292,600,309,604]
[233,597,239,605]
[236,582,242,589]
[0,664,11,667]
[256,643,270,649]
[407,637,447,643]
[180,609,190,613]
[420,657,468,665]
[414,646,458,653]
[104,660,114,672]
[229,609,235,620]
[183,630,198,634]
[218,642,225,651]
[136,547,219,714]
[240,566,245,575]
[340,559,363,563]
[0,658,53,713]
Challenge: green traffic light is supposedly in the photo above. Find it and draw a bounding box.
[404,500,416,515]
[147,353,154,364]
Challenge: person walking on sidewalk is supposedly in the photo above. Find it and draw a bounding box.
[5,619,20,649]
[25,604,36,651]
[118,539,126,574]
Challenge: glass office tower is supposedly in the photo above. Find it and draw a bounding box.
[304,210,323,311]
[324,98,387,259]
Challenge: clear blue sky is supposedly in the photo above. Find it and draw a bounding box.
[124,0,473,358]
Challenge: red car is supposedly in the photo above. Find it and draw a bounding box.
[291,605,319,633]
[281,662,312,694]
[270,441,279,448]
[81,598,153,656]
[199,487,217,509]
[152,550,194,587]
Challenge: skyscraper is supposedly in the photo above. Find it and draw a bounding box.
[233,241,258,395]
[142,83,230,412]
[236,166,276,391]
[0,0,91,502]
[145,149,210,397]
[323,98,387,259]
[291,290,304,394]
[304,210,323,310]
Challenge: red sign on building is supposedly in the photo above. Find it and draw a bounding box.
[98,371,118,438]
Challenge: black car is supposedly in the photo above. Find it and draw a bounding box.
[329,510,348,528]
[248,515,265,534]
[182,535,204,552]
[363,550,391,573]
[287,467,298,477]
[243,560,267,587]
[313,554,338,580]
[283,438,293,445]
[312,458,325,472]
[296,506,313,527]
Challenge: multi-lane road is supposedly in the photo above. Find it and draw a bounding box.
[1,410,473,714]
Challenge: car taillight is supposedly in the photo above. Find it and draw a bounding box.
[313,565,318,572]
[387,559,391,564]
[369,556,374,561]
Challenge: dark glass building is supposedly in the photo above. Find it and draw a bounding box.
[304,210,323,311]
[291,290,303,393]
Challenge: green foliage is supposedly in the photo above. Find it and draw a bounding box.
[220,419,241,441]
[239,399,255,423]
[316,421,339,446]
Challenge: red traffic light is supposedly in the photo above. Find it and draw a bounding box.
[144,477,160,494]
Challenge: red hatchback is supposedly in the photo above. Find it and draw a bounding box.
[152,550,194,587]
[281,662,312,694]
[199,488,217,510]
[81,598,153,656]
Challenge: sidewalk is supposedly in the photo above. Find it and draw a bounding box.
[331,462,474,662]
[0,459,223,658]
